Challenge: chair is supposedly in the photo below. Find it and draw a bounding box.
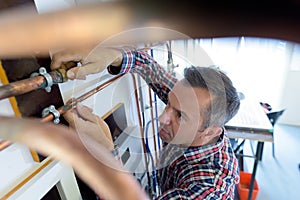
[260,102,272,113]
[266,109,285,158]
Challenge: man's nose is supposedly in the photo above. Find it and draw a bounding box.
[158,108,171,125]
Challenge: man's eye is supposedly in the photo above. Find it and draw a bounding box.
[176,111,182,119]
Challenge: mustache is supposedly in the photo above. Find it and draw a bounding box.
[159,125,173,136]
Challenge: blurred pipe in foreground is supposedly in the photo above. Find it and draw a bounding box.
[0,1,300,58]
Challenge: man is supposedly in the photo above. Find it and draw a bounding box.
[50,46,241,199]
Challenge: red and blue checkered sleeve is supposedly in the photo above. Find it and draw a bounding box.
[118,49,177,104]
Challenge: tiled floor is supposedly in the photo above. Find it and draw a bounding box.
[241,124,300,200]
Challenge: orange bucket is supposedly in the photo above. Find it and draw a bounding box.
[238,171,259,200]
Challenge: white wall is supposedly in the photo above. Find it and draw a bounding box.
[156,38,300,127]
[58,71,140,126]
[279,71,300,126]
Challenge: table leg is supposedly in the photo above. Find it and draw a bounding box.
[258,142,264,161]
[247,141,263,200]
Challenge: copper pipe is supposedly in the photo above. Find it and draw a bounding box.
[130,73,151,187]
[0,73,125,151]
[0,70,63,101]
[0,75,46,101]
[40,73,125,123]
[148,86,158,163]
[0,63,75,101]
[0,140,11,151]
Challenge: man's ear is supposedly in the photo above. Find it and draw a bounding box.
[195,126,223,146]
[196,126,223,146]
[208,126,223,137]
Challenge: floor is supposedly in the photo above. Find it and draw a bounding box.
[241,123,300,200]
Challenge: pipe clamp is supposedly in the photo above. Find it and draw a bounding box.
[42,105,60,124]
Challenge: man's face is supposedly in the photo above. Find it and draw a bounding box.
[158,80,211,146]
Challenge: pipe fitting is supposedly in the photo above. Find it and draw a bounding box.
[42,105,60,124]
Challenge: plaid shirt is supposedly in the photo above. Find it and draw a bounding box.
[108,49,177,104]
[109,49,239,199]
[156,133,239,200]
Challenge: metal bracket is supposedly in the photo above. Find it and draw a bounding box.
[42,105,60,124]
[30,67,53,92]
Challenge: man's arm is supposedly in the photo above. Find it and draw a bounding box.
[109,49,178,104]
[0,116,149,200]
[50,47,178,104]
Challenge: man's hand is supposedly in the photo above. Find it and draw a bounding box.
[64,103,114,151]
[50,47,123,80]
[0,116,149,200]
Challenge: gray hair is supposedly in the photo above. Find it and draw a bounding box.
[183,66,240,129]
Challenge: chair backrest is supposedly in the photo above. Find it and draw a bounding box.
[266,109,285,126]
[260,102,273,112]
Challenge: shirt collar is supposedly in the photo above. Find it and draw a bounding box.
[184,130,225,163]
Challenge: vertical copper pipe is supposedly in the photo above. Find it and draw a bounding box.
[130,73,151,187]
[148,87,158,163]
